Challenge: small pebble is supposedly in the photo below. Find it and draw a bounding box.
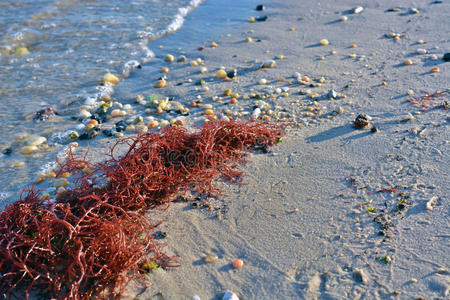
[415,48,428,55]
[319,39,329,46]
[403,59,413,65]
[259,78,268,85]
[252,108,261,119]
[353,6,364,14]
[154,79,166,88]
[164,54,175,62]
[11,161,26,168]
[161,67,169,73]
[245,37,253,43]
[418,39,425,44]
[14,47,30,55]
[20,145,38,155]
[215,69,227,79]
[431,54,439,60]
[249,17,255,23]
[232,259,244,269]
[190,60,198,67]
[200,66,208,73]
[407,90,415,96]
[410,8,419,14]
[262,60,276,68]
[430,67,440,73]
[28,136,47,147]
[223,291,239,300]
[340,16,348,22]
[204,255,219,263]
[443,53,450,62]
[256,4,264,11]
[177,55,187,63]
[193,296,201,300]
[426,196,438,211]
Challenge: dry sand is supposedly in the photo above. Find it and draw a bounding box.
[46,0,449,299]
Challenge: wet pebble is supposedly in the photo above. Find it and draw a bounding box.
[256,16,268,22]
[164,54,175,62]
[103,73,119,85]
[340,16,348,22]
[21,145,38,155]
[2,148,12,155]
[28,136,47,147]
[443,53,450,62]
[177,55,187,63]
[256,4,264,11]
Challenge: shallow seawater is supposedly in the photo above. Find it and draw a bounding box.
[0,0,204,205]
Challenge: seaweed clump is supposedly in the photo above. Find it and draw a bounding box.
[0,120,283,299]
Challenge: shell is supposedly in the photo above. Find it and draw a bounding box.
[353,6,364,14]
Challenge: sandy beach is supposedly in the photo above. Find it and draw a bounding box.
[1,0,449,299]
[116,0,449,299]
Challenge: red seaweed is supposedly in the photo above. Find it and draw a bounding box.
[0,119,283,299]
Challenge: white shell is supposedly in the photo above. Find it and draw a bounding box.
[415,48,428,55]
[79,110,92,118]
[223,291,239,300]
[252,108,261,119]
[353,6,364,14]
